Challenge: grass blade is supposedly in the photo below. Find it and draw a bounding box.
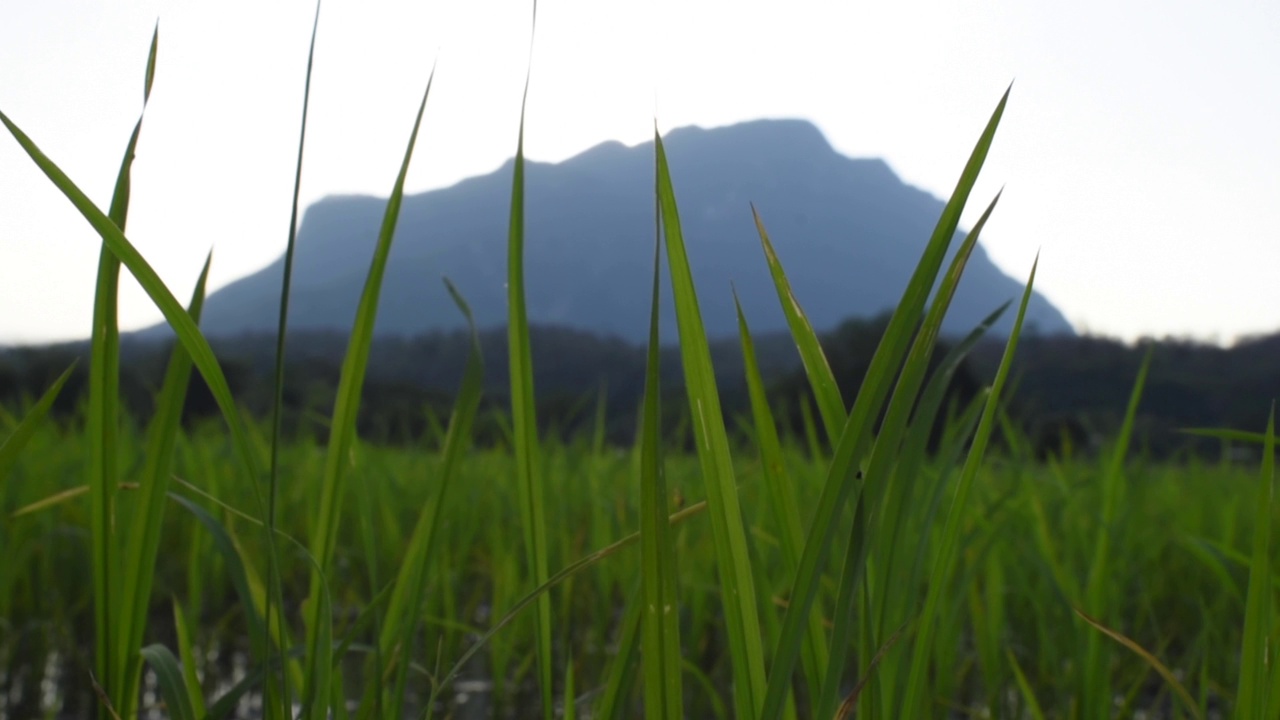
[1081,346,1151,716]
[1072,608,1205,720]
[595,580,644,720]
[655,127,768,718]
[1235,406,1274,719]
[9,484,94,518]
[302,62,436,717]
[426,501,709,712]
[0,362,76,481]
[0,87,265,539]
[871,302,1008,681]
[88,25,158,711]
[817,191,1000,718]
[139,644,198,720]
[353,445,383,717]
[639,221,683,720]
[1006,649,1048,720]
[263,2,322,714]
[898,302,1008,470]
[116,253,211,717]
[169,493,268,648]
[761,85,1011,720]
[753,206,844,441]
[172,599,207,718]
[378,279,486,718]
[899,254,1038,719]
[564,653,578,720]
[736,291,829,705]
[507,5,554,716]
[1181,427,1270,445]
[832,621,909,720]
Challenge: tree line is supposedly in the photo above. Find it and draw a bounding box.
[1,316,1275,460]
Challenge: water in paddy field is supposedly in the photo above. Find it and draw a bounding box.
[2,598,582,719]
[3,647,1231,720]
[0,644,504,720]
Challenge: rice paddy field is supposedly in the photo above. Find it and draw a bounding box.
[1,418,1276,719]
[1,8,1277,720]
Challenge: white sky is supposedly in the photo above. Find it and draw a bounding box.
[1,1,1277,346]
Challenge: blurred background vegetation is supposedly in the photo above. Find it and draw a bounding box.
[4,315,1272,459]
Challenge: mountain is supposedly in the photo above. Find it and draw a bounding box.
[172,119,1073,343]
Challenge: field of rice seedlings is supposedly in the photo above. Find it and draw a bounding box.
[2,7,1276,720]
[1,416,1274,719]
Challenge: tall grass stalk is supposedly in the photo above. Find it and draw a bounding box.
[898,254,1038,718]
[596,583,644,720]
[1234,406,1274,718]
[301,60,436,719]
[81,25,158,716]
[424,502,710,710]
[656,128,769,718]
[0,90,266,542]
[264,1,322,714]
[638,223,684,719]
[736,290,830,708]
[506,4,556,716]
[171,599,206,718]
[868,302,1008,718]
[115,254,210,718]
[760,86,1011,720]
[139,644,198,720]
[1073,608,1205,720]
[0,364,76,481]
[820,190,999,719]
[1080,347,1151,715]
[753,207,844,442]
[372,280,485,720]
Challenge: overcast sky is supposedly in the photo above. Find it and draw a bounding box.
[2,1,1277,346]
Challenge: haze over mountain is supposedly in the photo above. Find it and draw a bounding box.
[171,119,1073,343]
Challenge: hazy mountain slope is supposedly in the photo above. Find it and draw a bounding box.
[180,118,1073,342]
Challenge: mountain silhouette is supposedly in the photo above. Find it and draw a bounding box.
[172,119,1073,343]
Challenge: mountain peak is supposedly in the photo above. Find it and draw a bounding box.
[557,119,836,174]
[172,118,1074,343]
[665,117,832,154]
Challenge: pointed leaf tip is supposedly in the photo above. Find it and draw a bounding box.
[144,24,159,102]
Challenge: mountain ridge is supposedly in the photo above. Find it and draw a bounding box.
[146,118,1073,343]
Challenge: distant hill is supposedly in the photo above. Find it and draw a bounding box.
[160,118,1073,342]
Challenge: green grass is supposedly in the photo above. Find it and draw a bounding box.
[2,7,1278,720]
[656,126,768,719]
[507,12,555,715]
[2,416,1276,717]
[639,192,684,719]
